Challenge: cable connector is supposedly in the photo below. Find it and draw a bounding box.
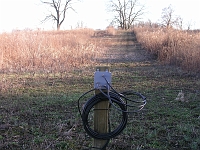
[94,69,111,90]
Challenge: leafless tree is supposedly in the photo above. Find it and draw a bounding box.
[186,21,194,30]
[161,5,182,29]
[109,0,145,30]
[41,0,76,30]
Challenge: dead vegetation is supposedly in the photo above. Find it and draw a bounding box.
[0,29,105,74]
[134,26,200,73]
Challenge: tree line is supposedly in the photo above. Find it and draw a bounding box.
[41,0,185,30]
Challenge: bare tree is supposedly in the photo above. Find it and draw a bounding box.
[41,0,76,30]
[161,5,182,29]
[109,0,145,30]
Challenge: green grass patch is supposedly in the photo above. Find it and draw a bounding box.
[1,62,199,149]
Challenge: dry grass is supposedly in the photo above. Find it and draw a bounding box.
[0,29,105,74]
[134,27,200,73]
[106,26,116,35]
[0,30,199,149]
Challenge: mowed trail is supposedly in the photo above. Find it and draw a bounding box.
[98,30,154,64]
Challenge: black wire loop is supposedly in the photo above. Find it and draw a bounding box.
[77,76,147,149]
[81,92,128,140]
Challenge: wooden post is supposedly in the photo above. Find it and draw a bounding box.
[93,66,110,150]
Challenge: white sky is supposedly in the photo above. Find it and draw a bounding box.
[0,0,199,32]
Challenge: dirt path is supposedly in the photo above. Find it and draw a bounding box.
[98,31,154,64]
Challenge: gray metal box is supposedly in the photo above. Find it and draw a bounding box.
[94,70,111,89]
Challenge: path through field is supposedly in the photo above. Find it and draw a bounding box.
[98,31,154,64]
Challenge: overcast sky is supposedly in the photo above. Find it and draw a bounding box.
[0,0,199,32]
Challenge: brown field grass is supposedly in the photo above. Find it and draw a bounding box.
[0,30,199,149]
[134,27,200,73]
[0,29,105,74]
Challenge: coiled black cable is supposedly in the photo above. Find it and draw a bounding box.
[77,77,146,149]
[81,91,128,140]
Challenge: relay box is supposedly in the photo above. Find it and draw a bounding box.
[94,69,111,89]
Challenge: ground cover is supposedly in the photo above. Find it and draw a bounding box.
[0,30,199,150]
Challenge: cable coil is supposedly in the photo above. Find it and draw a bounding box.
[78,76,146,149]
[81,91,128,140]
